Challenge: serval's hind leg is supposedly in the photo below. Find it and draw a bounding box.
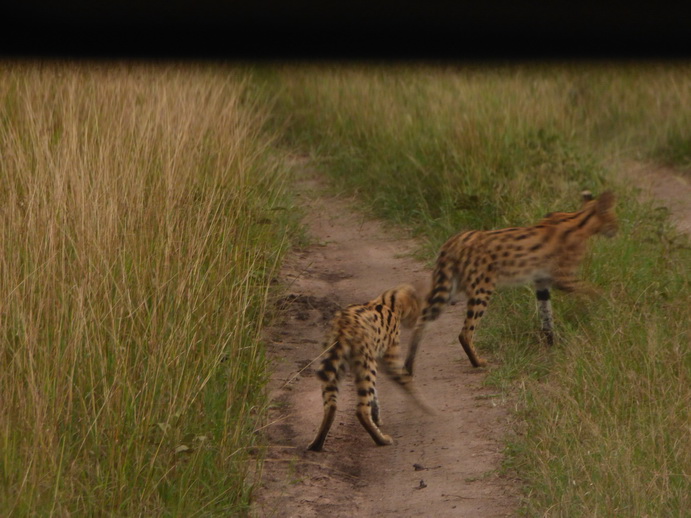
[307,343,347,451]
[370,386,382,426]
[458,285,494,368]
[353,352,393,446]
[307,405,337,452]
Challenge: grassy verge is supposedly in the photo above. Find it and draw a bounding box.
[0,62,297,516]
[254,63,691,516]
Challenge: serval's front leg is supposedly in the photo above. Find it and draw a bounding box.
[535,279,554,346]
[553,266,601,299]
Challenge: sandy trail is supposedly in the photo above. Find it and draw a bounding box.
[253,164,519,517]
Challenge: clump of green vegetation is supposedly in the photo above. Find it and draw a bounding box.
[0,63,297,516]
[256,63,691,516]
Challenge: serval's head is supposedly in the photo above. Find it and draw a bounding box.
[581,190,618,238]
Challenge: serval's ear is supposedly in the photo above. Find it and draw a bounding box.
[581,190,594,203]
[396,284,421,329]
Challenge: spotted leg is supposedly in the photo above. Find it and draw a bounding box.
[353,353,393,446]
[535,280,554,346]
[307,343,346,451]
[458,286,493,368]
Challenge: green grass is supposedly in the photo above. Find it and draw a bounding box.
[2,60,688,517]
[253,63,691,516]
[256,62,690,249]
[0,62,300,516]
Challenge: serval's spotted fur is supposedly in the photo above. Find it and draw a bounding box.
[308,284,432,451]
[405,190,617,373]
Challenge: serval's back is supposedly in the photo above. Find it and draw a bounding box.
[405,190,617,372]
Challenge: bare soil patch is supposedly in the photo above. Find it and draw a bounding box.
[620,160,691,235]
[252,164,520,517]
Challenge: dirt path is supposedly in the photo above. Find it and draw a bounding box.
[253,164,519,517]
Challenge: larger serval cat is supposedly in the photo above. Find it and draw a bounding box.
[405,190,618,373]
[308,284,432,451]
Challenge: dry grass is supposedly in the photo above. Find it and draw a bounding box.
[0,62,294,516]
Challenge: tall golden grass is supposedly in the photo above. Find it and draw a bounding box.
[0,62,293,515]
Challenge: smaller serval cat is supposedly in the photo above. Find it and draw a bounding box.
[405,190,617,373]
[308,284,432,451]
